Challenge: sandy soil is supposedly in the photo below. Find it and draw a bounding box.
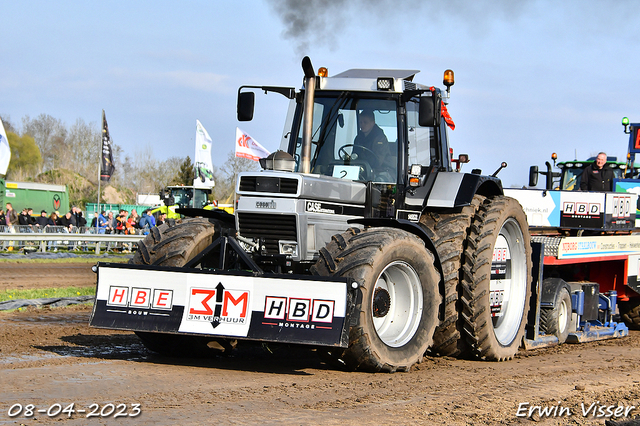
[0,262,96,291]
[1,264,640,425]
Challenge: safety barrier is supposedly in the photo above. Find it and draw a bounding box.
[0,225,145,254]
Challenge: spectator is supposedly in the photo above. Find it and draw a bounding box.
[126,210,139,234]
[104,211,117,234]
[138,209,156,230]
[18,208,30,226]
[48,212,60,226]
[36,210,49,229]
[46,212,60,251]
[59,211,77,232]
[4,203,17,250]
[98,211,108,233]
[71,206,87,228]
[58,212,78,250]
[90,212,106,234]
[27,208,37,226]
[0,209,4,228]
[156,212,167,227]
[128,209,140,228]
[5,203,17,228]
[115,210,127,234]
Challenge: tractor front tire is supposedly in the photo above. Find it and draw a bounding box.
[312,227,441,372]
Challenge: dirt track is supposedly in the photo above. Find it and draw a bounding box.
[0,262,96,291]
[1,263,640,425]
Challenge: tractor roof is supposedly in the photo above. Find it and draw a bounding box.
[333,69,419,81]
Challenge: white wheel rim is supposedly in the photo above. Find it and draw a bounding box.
[490,218,528,346]
[558,297,569,334]
[371,261,424,348]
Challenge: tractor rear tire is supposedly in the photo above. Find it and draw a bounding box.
[460,196,532,361]
[540,287,572,344]
[130,218,226,357]
[311,227,441,372]
[420,194,485,357]
[619,299,640,330]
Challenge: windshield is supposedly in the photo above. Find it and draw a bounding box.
[293,95,398,183]
[560,164,624,190]
[171,188,209,208]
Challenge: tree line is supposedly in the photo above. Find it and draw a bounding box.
[0,113,258,207]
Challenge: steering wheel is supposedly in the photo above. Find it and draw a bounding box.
[335,144,374,181]
[338,144,377,161]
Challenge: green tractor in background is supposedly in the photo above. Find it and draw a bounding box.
[152,186,214,219]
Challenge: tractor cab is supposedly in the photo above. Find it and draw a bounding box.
[556,157,627,191]
[156,186,212,219]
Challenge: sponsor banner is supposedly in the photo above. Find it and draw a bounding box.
[505,189,607,229]
[490,235,510,317]
[507,188,638,231]
[91,265,350,347]
[604,192,636,229]
[556,235,640,259]
[613,180,640,227]
[504,189,560,227]
[558,191,604,228]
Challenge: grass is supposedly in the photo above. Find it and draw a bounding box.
[0,256,130,264]
[0,286,96,302]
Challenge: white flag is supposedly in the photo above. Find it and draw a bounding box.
[0,118,10,175]
[193,119,215,188]
[235,127,270,161]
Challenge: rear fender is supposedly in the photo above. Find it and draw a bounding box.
[426,173,502,209]
[347,217,442,279]
[406,172,502,211]
[540,277,572,309]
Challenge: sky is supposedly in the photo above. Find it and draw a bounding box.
[2,0,639,188]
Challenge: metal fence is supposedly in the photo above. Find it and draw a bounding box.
[0,225,146,254]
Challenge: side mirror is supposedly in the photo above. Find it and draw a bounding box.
[529,166,539,187]
[418,94,441,127]
[237,92,255,121]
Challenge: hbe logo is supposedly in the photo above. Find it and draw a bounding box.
[107,286,173,310]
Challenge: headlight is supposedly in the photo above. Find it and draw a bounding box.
[279,241,298,257]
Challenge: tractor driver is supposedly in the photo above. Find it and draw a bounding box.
[580,152,613,191]
[353,109,390,169]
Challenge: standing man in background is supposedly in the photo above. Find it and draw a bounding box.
[580,152,614,191]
